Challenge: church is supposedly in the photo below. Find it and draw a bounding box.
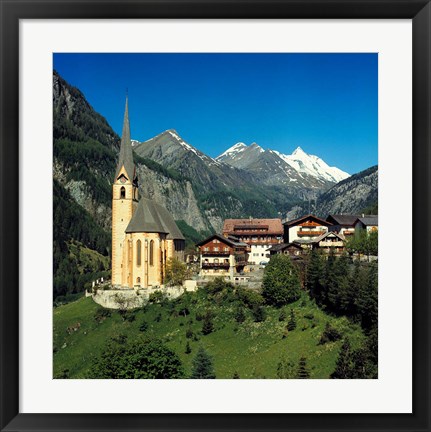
[111,97,185,289]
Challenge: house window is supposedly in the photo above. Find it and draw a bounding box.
[204,247,209,251]
[136,240,142,266]
[214,247,219,251]
[120,186,126,199]
[150,240,154,266]
[224,247,229,251]
[136,277,141,284]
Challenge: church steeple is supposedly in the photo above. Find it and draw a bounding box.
[115,96,136,181]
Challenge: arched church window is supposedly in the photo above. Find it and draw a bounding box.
[136,240,142,266]
[136,277,141,284]
[150,240,154,266]
[120,187,126,199]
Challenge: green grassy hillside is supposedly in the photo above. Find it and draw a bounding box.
[53,291,365,379]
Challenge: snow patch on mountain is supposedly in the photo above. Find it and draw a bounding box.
[167,130,222,166]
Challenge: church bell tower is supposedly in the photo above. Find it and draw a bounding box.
[111,96,138,287]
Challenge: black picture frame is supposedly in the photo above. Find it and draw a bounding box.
[1,1,430,431]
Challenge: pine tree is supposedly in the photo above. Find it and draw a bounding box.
[232,371,240,379]
[331,254,351,313]
[287,309,297,331]
[278,309,287,322]
[202,314,214,335]
[296,356,310,379]
[306,250,324,301]
[356,262,378,330]
[190,346,216,379]
[235,306,246,323]
[185,341,192,354]
[331,338,353,379]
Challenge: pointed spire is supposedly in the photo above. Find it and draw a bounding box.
[115,95,135,181]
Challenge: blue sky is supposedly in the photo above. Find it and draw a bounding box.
[54,53,377,174]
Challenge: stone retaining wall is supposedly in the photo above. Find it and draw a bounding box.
[91,282,197,310]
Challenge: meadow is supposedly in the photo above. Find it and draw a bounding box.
[53,286,365,379]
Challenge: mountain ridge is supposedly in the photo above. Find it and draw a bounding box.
[217,141,350,187]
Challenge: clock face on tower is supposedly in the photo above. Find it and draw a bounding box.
[119,176,127,184]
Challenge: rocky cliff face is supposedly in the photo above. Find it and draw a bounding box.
[316,166,378,216]
[136,164,209,232]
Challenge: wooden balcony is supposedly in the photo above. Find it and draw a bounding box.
[297,230,326,237]
[201,251,230,256]
[202,262,230,269]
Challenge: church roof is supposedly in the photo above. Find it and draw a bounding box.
[115,96,136,181]
[125,198,185,240]
[153,202,185,240]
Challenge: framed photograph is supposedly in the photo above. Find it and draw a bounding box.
[1,0,430,431]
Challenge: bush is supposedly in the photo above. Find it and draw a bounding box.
[252,306,266,323]
[118,310,136,322]
[279,310,287,322]
[234,307,246,323]
[94,307,111,323]
[89,339,185,379]
[178,307,190,317]
[205,277,234,296]
[236,288,264,309]
[148,291,165,304]
[139,321,148,332]
[318,322,342,345]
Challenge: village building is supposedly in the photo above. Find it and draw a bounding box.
[111,97,185,290]
[222,218,283,264]
[196,233,248,278]
[326,214,358,238]
[355,215,378,233]
[310,231,346,255]
[283,214,333,244]
[268,242,304,257]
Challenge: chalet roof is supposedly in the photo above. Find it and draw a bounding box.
[269,243,303,252]
[115,96,136,181]
[284,214,333,228]
[195,233,247,248]
[125,198,184,240]
[357,216,378,226]
[326,214,359,226]
[312,231,346,243]
[223,218,283,234]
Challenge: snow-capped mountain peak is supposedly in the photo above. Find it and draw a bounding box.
[292,146,306,156]
[217,142,247,160]
[217,141,350,185]
[249,142,265,153]
[277,147,350,183]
